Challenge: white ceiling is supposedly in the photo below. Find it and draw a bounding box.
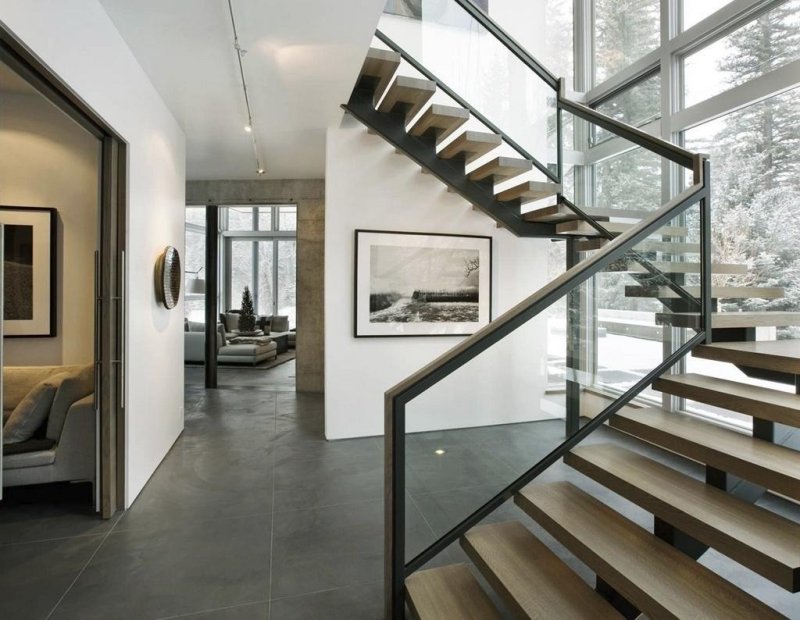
[99,0,385,180]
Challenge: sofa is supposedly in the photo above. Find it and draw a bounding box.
[221,312,296,349]
[185,322,277,365]
[2,364,95,489]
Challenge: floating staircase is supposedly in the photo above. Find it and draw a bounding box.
[356,17,800,620]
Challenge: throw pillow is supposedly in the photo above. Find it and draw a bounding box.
[271,315,289,332]
[3,373,67,444]
[224,313,241,332]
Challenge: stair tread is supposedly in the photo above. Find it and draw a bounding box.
[469,156,532,182]
[377,75,436,120]
[405,564,502,620]
[625,285,784,299]
[556,220,688,237]
[566,443,800,592]
[407,103,469,144]
[610,407,800,501]
[438,130,502,164]
[654,372,800,427]
[579,240,702,254]
[656,311,800,329]
[496,180,561,202]
[516,481,783,619]
[359,47,401,102]
[523,204,645,223]
[693,340,800,374]
[462,521,620,619]
[613,261,747,275]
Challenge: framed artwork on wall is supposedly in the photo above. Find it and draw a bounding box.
[0,206,57,337]
[354,229,492,337]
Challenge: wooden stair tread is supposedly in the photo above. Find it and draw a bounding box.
[656,311,800,329]
[631,240,701,253]
[525,205,654,224]
[469,156,531,182]
[359,47,401,103]
[377,75,436,121]
[516,481,783,619]
[610,407,800,501]
[405,564,502,620]
[566,443,800,592]
[462,521,620,619]
[654,372,800,427]
[556,220,688,237]
[613,261,747,275]
[625,285,784,299]
[407,104,469,144]
[438,130,502,164]
[693,340,800,374]
[496,180,561,202]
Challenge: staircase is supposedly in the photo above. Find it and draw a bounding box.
[348,2,800,618]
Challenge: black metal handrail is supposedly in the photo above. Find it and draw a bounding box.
[374,30,560,184]
[386,163,711,617]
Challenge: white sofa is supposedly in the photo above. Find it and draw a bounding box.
[2,364,95,489]
[185,322,278,365]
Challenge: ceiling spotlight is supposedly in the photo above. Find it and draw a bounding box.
[244,124,252,133]
[256,168,265,175]
[434,449,446,456]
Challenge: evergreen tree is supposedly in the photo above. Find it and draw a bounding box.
[238,286,257,333]
[694,2,800,317]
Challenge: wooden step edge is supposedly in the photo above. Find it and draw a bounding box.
[468,156,532,182]
[438,131,502,164]
[625,285,785,299]
[655,311,800,329]
[516,481,784,619]
[405,564,502,620]
[407,104,470,142]
[617,262,747,275]
[692,340,800,374]
[462,521,621,619]
[378,75,437,120]
[653,373,800,427]
[556,221,689,237]
[566,443,800,592]
[609,407,800,501]
[496,181,561,202]
[359,48,402,103]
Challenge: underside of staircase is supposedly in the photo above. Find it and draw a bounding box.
[350,29,800,620]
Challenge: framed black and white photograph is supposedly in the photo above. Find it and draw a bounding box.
[355,230,491,337]
[0,206,57,337]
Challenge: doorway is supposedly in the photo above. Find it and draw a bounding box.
[0,26,126,518]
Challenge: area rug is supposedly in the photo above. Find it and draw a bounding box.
[185,350,295,370]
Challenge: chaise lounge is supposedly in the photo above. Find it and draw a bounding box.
[185,322,277,365]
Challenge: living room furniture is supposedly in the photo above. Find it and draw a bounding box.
[185,322,277,365]
[3,364,95,489]
[223,312,295,349]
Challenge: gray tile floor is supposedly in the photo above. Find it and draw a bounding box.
[1,360,798,618]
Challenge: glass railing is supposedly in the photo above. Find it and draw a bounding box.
[377,0,560,181]
[386,158,711,614]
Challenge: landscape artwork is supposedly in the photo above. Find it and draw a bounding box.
[355,230,491,337]
[0,207,57,337]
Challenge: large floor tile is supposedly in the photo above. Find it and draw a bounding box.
[0,534,104,619]
[51,514,271,620]
[270,581,382,620]
[162,600,269,619]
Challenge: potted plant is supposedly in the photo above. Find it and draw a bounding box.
[238,286,258,335]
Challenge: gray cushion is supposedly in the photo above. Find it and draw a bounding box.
[3,374,65,444]
[4,437,56,455]
[46,365,94,441]
[3,448,56,469]
[271,315,290,332]
[224,312,241,332]
[187,320,205,332]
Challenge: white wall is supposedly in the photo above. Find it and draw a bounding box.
[1,1,187,506]
[324,116,552,439]
[0,92,99,366]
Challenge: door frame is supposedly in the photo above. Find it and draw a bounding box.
[0,25,127,518]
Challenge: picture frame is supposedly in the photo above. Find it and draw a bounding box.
[0,206,58,337]
[354,230,492,337]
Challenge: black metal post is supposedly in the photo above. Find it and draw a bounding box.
[204,205,219,389]
[566,238,582,435]
[699,158,713,344]
[386,397,406,619]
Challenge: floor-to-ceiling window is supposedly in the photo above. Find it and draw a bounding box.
[222,205,297,328]
[571,0,800,425]
[184,207,206,322]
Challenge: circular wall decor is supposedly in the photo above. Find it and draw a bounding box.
[155,245,181,309]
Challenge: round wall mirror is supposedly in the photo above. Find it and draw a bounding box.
[155,245,181,309]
